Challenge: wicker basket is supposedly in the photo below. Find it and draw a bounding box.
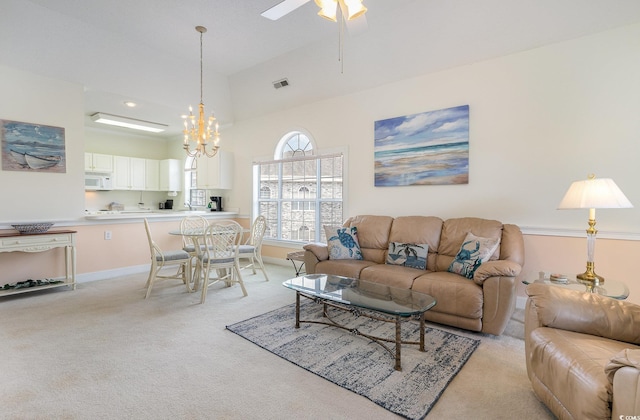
[11,223,54,235]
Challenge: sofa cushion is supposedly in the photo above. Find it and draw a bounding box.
[386,242,428,269]
[325,226,363,260]
[436,218,503,272]
[447,232,500,279]
[388,216,443,270]
[344,215,393,263]
[314,259,377,279]
[411,271,483,319]
[529,327,637,419]
[359,264,426,289]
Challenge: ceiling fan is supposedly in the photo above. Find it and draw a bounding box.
[261,0,368,72]
[261,0,368,30]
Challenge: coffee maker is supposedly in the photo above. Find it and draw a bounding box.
[209,196,223,212]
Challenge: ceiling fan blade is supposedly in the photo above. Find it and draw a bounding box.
[261,0,312,20]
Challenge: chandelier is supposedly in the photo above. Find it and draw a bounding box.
[183,25,220,158]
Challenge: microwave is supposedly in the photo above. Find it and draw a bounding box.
[85,174,113,191]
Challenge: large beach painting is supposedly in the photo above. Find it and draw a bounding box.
[1,119,66,173]
[374,105,469,186]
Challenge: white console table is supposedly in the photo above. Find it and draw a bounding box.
[0,230,77,297]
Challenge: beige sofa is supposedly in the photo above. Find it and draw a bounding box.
[525,283,640,419]
[303,215,524,335]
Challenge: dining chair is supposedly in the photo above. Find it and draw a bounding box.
[238,215,269,281]
[179,215,208,256]
[196,220,247,304]
[143,218,192,299]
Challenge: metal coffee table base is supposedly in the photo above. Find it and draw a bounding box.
[295,291,425,371]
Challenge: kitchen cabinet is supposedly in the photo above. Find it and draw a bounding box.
[160,159,182,191]
[84,153,113,173]
[145,159,160,191]
[113,155,146,190]
[196,150,233,190]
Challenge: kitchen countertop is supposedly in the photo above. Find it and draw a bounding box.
[84,210,238,220]
[0,211,241,231]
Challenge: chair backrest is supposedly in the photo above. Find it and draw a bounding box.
[180,215,208,247]
[143,218,163,259]
[202,220,242,262]
[247,215,267,250]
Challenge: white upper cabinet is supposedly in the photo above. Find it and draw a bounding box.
[86,153,182,192]
[145,159,160,191]
[196,150,233,190]
[84,153,113,173]
[160,159,182,191]
[113,155,146,190]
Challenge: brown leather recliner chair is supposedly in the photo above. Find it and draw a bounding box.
[525,283,640,419]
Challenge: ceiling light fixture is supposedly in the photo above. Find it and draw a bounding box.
[90,112,167,133]
[315,0,366,21]
[183,25,220,158]
[314,0,367,73]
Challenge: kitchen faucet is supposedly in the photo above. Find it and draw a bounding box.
[185,202,193,211]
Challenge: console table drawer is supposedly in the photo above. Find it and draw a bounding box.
[0,233,74,251]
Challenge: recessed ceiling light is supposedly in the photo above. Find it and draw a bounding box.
[124,101,137,107]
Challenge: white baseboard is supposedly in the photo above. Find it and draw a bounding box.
[76,264,149,283]
[263,256,292,267]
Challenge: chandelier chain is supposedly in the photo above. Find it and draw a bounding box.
[183,25,220,158]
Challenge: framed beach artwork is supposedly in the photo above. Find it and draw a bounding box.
[374,105,469,186]
[1,119,66,173]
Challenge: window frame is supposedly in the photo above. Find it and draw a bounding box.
[252,131,347,247]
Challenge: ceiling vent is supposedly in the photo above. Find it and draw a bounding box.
[273,78,289,89]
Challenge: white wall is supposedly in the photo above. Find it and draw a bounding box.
[0,65,85,223]
[226,23,640,235]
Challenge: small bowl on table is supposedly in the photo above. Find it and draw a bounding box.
[11,223,54,235]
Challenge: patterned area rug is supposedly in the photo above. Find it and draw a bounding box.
[226,301,480,419]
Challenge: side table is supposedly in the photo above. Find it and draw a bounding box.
[0,230,77,297]
[286,250,306,276]
[523,272,629,300]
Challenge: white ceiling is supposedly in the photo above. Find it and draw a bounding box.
[2,0,640,138]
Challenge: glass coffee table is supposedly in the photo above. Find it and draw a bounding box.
[283,274,437,371]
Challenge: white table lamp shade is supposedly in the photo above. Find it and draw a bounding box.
[558,177,633,210]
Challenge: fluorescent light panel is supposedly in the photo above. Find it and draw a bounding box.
[261,0,310,20]
[91,112,167,133]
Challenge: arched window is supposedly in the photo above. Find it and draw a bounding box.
[184,156,206,207]
[253,130,344,244]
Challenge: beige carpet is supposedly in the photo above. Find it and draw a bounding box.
[0,264,553,419]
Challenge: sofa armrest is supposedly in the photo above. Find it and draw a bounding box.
[605,349,640,418]
[303,242,329,274]
[480,275,516,335]
[525,283,640,344]
[303,242,329,261]
[473,260,522,285]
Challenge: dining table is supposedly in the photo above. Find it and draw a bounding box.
[168,226,249,292]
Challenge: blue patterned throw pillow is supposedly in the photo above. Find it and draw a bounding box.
[386,242,428,270]
[325,226,363,260]
[448,232,500,279]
